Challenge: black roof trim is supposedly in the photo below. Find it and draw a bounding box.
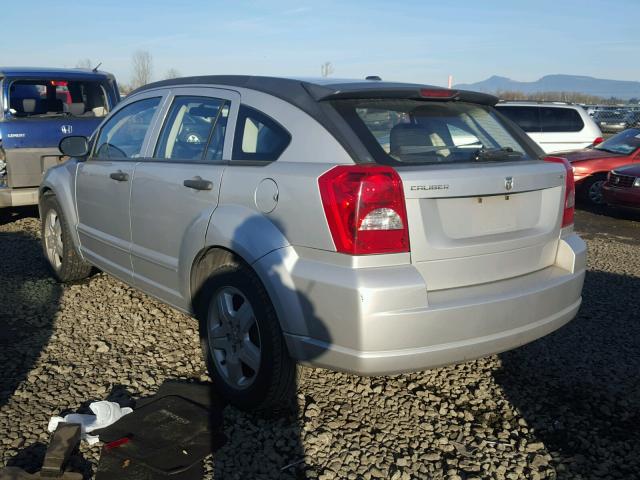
[132,76,498,164]
[132,75,498,106]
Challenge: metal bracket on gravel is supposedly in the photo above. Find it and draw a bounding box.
[0,423,83,479]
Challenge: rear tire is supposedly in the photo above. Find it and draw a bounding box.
[40,193,92,282]
[195,252,297,411]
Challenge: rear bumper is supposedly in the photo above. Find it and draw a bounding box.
[598,124,626,132]
[603,184,640,209]
[0,187,39,207]
[281,234,586,375]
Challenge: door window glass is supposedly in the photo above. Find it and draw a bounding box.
[540,107,584,132]
[155,96,227,162]
[93,97,161,159]
[232,105,291,161]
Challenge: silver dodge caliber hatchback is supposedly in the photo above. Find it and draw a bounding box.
[40,76,586,409]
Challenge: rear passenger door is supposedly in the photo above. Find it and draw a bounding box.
[129,87,239,309]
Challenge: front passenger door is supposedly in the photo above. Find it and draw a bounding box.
[76,94,165,284]
[129,88,239,309]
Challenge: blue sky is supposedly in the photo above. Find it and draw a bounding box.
[4,0,639,86]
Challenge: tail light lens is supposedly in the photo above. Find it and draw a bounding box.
[318,165,409,254]
[593,137,604,146]
[419,89,458,99]
[544,156,575,228]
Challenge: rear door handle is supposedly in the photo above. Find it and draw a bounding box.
[183,176,213,191]
[109,170,129,182]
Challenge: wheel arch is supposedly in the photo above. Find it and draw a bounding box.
[188,244,309,341]
[39,163,81,251]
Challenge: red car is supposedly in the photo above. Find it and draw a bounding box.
[561,128,640,205]
[603,163,640,209]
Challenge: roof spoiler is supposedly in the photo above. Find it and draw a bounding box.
[304,83,499,106]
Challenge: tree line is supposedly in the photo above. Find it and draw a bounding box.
[76,50,179,94]
[495,89,637,105]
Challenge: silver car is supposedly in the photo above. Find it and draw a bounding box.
[39,76,586,410]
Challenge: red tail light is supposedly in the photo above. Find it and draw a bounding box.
[318,165,410,255]
[593,136,604,146]
[544,156,575,228]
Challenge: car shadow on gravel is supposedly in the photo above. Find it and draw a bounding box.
[495,270,640,479]
[0,220,75,472]
[0,220,60,410]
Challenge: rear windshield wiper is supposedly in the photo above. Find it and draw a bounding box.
[472,147,523,162]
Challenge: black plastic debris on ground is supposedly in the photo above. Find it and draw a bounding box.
[95,381,226,480]
[0,423,83,479]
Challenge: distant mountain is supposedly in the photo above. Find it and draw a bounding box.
[455,74,640,100]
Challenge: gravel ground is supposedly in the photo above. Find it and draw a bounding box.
[1,207,639,479]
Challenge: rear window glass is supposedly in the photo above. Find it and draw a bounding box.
[539,107,584,132]
[496,106,541,132]
[333,100,532,165]
[9,79,109,118]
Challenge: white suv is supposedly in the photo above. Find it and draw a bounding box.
[496,102,603,153]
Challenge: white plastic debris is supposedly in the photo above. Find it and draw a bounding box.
[48,401,133,445]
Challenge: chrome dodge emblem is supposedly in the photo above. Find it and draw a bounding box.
[61,125,73,134]
[505,176,514,191]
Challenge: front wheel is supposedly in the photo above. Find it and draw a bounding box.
[40,194,92,282]
[196,255,297,411]
[580,175,607,206]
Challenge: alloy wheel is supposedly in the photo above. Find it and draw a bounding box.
[588,179,605,205]
[207,286,262,389]
[44,209,63,270]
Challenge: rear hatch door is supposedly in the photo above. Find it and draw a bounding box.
[399,161,566,290]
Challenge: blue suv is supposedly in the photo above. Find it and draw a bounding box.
[0,67,120,208]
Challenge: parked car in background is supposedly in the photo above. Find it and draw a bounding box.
[561,128,640,205]
[40,76,585,409]
[593,109,639,133]
[603,163,640,210]
[0,67,120,209]
[495,101,603,154]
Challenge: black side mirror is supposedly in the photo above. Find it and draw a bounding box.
[59,136,89,158]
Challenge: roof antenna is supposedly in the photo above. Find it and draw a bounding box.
[365,75,382,81]
[92,62,102,72]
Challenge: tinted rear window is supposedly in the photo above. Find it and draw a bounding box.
[496,106,541,132]
[539,107,584,132]
[332,100,533,166]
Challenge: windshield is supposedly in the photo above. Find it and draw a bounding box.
[594,128,640,154]
[9,79,109,118]
[332,99,532,165]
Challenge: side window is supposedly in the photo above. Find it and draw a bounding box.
[497,106,541,133]
[93,97,161,159]
[232,105,291,161]
[540,107,584,133]
[154,96,228,162]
